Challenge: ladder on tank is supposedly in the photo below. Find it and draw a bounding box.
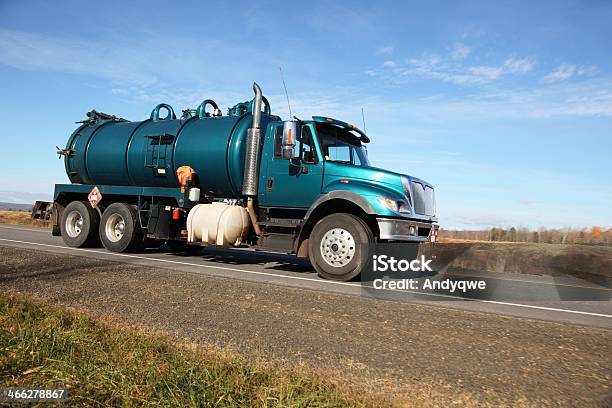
[144,133,175,177]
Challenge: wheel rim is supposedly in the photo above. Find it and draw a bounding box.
[105,213,126,243]
[65,211,83,238]
[320,228,356,267]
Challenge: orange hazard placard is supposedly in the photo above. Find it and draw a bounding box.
[88,186,102,208]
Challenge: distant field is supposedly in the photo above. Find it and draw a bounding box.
[0,210,49,228]
[424,241,612,282]
[0,202,33,211]
[440,226,611,245]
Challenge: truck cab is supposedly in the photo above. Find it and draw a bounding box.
[255,116,438,280]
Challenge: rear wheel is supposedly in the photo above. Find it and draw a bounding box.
[60,201,100,248]
[99,203,143,252]
[308,213,374,281]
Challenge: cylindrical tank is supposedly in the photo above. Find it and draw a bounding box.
[64,102,275,197]
[186,202,250,247]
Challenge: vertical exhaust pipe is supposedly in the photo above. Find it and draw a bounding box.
[242,82,262,196]
[252,82,262,131]
[243,82,263,236]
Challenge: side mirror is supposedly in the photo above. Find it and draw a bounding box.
[290,157,301,167]
[282,146,295,160]
[281,120,297,160]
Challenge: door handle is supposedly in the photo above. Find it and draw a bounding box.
[301,166,309,174]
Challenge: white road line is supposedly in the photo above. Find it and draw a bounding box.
[1,237,611,319]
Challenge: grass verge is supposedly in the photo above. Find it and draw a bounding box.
[0,293,386,407]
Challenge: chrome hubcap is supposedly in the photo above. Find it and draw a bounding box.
[320,228,356,267]
[105,214,126,242]
[65,211,83,238]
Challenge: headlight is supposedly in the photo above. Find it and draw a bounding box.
[378,197,398,212]
[378,197,410,214]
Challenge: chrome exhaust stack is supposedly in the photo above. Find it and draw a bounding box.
[242,82,264,236]
[242,82,262,196]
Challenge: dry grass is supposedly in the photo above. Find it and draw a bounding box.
[0,210,49,228]
[0,292,393,407]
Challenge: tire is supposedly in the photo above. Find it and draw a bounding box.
[60,200,100,248]
[308,213,374,281]
[99,203,144,252]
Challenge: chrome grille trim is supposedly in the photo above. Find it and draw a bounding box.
[411,181,435,216]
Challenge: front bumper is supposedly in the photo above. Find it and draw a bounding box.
[377,218,439,242]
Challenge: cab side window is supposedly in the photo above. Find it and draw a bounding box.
[326,145,350,162]
[274,126,284,158]
[274,125,317,163]
[301,126,316,164]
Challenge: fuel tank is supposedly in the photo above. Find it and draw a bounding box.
[63,101,275,198]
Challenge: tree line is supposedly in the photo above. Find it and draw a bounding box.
[439,226,611,245]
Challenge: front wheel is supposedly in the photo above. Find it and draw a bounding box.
[308,213,374,281]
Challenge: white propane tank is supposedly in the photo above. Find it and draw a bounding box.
[186,202,250,247]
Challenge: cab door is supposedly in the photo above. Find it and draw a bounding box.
[262,123,323,209]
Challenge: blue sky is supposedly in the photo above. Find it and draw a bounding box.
[0,0,610,229]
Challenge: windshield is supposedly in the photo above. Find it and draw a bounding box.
[315,123,370,167]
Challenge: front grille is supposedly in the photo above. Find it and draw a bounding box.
[411,181,435,216]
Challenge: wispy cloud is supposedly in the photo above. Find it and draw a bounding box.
[503,57,535,74]
[464,58,534,81]
[450,43,470,59]
[365,42,612,118]
[372,51,535,85]
[0,27,264,97]
[377,45,394,55]
[111,88,130,95]
[2,27,609,123]
[466,65,503,80]
[355,77,612,120]
[0,28,159,87]
[543,63,598,83]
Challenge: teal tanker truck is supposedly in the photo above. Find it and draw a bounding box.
[50,83,438,281]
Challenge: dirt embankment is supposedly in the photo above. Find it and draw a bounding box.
[423,242,612,283]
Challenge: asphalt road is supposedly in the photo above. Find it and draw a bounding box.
[1,223,611,329]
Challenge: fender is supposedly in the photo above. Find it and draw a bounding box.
[295,191,377,256]
[303,190,376,221]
